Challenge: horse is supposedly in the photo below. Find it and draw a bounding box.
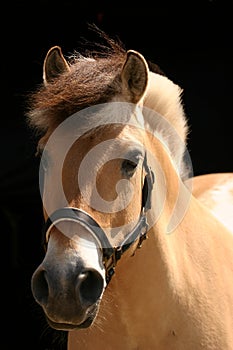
[27,31,233,349]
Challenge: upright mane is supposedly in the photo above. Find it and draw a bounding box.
[26,30,189,177]
[27,42,126,133]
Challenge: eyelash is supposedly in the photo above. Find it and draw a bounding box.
[121,159,139,177]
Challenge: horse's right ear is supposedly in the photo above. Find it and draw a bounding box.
[43,46,70,85]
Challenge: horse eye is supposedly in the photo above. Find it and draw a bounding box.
[121,159,138,177]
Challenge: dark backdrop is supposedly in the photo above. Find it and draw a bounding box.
[2,1,232,349]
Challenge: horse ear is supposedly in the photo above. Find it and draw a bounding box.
[43,46,70,85]
[121,50,149,103]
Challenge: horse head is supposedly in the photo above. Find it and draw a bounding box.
[30,45,157,330]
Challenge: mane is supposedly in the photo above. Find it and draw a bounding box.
[26,30,190,177]
[143,72,190,178]
[26,46,125,134]
[26,31,164,135]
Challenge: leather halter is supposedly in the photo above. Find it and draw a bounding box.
[42,158,154,284]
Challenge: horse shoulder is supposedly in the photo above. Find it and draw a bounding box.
[189,172,233,234]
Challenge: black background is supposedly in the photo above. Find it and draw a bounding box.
[2,1,232,349]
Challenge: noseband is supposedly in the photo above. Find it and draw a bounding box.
[42,159,154,284]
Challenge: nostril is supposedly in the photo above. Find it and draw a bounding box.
[78,269,104,306]
[31,268,49,306]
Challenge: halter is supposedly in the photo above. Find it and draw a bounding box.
[42,158,154,284]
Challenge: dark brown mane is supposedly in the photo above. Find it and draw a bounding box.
[26,28,164,135]
[26,55,125,133]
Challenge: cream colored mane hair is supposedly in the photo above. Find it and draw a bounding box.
[143,71,189,178]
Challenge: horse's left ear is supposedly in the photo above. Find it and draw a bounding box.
[121,50,149,103]
[43,46,70,85]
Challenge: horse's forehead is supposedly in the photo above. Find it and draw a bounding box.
[39,101,145,148]
[55,130,143,177]
[72,124,145,154]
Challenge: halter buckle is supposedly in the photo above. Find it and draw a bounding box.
[103,246,123,284]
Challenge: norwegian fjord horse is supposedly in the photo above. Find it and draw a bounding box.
[28,35,233,349]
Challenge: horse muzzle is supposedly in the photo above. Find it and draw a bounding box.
[31,217,106,330]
